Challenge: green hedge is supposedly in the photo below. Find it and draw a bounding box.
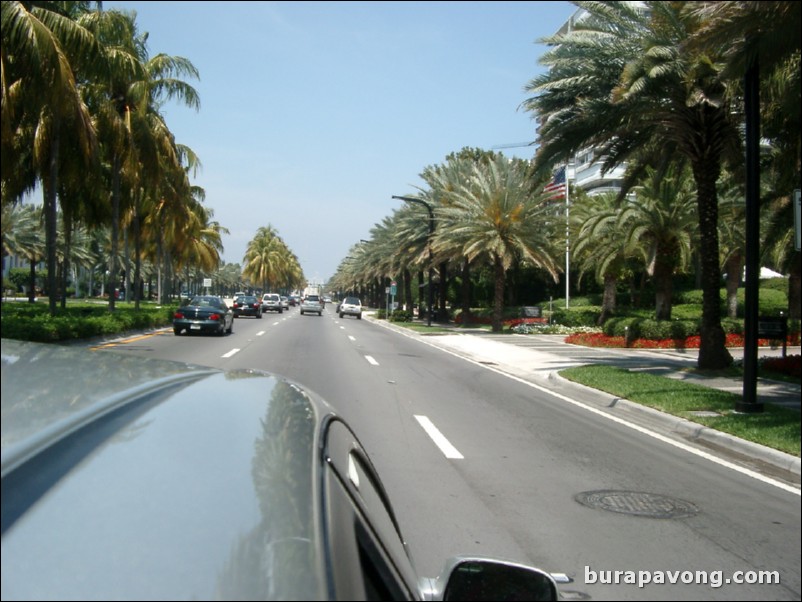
[1,302,177,343]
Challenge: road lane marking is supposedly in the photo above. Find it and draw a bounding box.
[222,349,240,358]
[415,415,464,459]
[365,355,379,366]
[348,336,356,342]
[372,321,800,495]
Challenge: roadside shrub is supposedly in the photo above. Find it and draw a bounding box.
[390,309,413,322]
[552,306,602,327]
[0,302,175,343]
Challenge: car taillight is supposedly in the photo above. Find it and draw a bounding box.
[174,312,184,319]
[210,314,221,321]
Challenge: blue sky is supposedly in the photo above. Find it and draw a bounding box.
[103,1,577,285]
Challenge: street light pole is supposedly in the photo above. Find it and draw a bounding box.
[392,195,434,327]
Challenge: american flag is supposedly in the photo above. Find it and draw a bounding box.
[543,165,566,200]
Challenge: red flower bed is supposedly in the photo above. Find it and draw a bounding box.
[564,333,801,377]
[455,315,548,328]
[564,332,796,349]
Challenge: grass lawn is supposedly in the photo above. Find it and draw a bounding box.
[560,365,800,457]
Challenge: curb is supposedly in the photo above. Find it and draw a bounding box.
[548,372,801,481]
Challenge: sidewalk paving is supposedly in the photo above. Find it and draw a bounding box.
[366,315,801,485]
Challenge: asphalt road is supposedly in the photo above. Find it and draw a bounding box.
[95,306,801,601]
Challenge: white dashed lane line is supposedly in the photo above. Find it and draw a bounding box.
[415,415,464,459]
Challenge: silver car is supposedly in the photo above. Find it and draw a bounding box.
[338,296,362,319]
[0,339,557,600]
[300,294,324,316]
[261,293,283,313]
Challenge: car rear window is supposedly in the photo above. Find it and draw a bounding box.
[306,295,320,301]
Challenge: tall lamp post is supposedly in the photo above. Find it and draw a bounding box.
[392,195,434,327]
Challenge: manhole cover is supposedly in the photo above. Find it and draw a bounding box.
[575,490,699,519]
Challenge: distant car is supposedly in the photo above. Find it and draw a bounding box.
[232,294,262,319]
[339,296,362,319]
[172,295,233,336]
[232,291,246,300]
[0,338,558,601]
[300,294,324,316]
[262,293,283,313]
[280,295,290,310]
[288,295,299,307]
[323,296,332,304]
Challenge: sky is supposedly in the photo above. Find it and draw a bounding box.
[103,1,578,285]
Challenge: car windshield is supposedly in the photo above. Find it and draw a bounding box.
[190,296,222,309]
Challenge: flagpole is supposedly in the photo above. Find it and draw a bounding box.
[565,165,570,308]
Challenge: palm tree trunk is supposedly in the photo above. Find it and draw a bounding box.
[45,118,60,316]
[403,268,413,314]
[28,260,36,303]
[723,252,744,319]
[417,270,424,319]
[108,153,121,312]
[492,255,505,333]
[438,261,448,321]
[460,260,472,320]
[598,273,618,325]
[692,158,733,369]
[61,209,72,310]
[653,249,674,321]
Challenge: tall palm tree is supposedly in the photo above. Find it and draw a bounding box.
[433,155,560,332]
[81,7,200,311]
[243,225,294,293]
[2,1,102,314]
[524,1,745,368]
[688,1,801,322]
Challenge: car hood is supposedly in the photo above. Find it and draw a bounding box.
[1,339,328,600]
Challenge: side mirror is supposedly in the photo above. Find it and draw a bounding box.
[422,557,558,601]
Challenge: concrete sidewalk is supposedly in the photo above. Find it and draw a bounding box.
[367,315,801,485]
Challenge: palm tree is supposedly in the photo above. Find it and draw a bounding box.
[80,6,200,311]
[619,164,698,320]
[433,155,559,332]
[243,226,295,293]
[570,191,633,324]
[2,1,102,315]
[688,1,801,322]
[524,1,746,368]
[1,203,44,302]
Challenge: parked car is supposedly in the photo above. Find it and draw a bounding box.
[232,294,263,319]
[172,295,233,336]
[300,294,324,316]
[262,293,284,313]
[339,296,363,319]
[0,338,558,601]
